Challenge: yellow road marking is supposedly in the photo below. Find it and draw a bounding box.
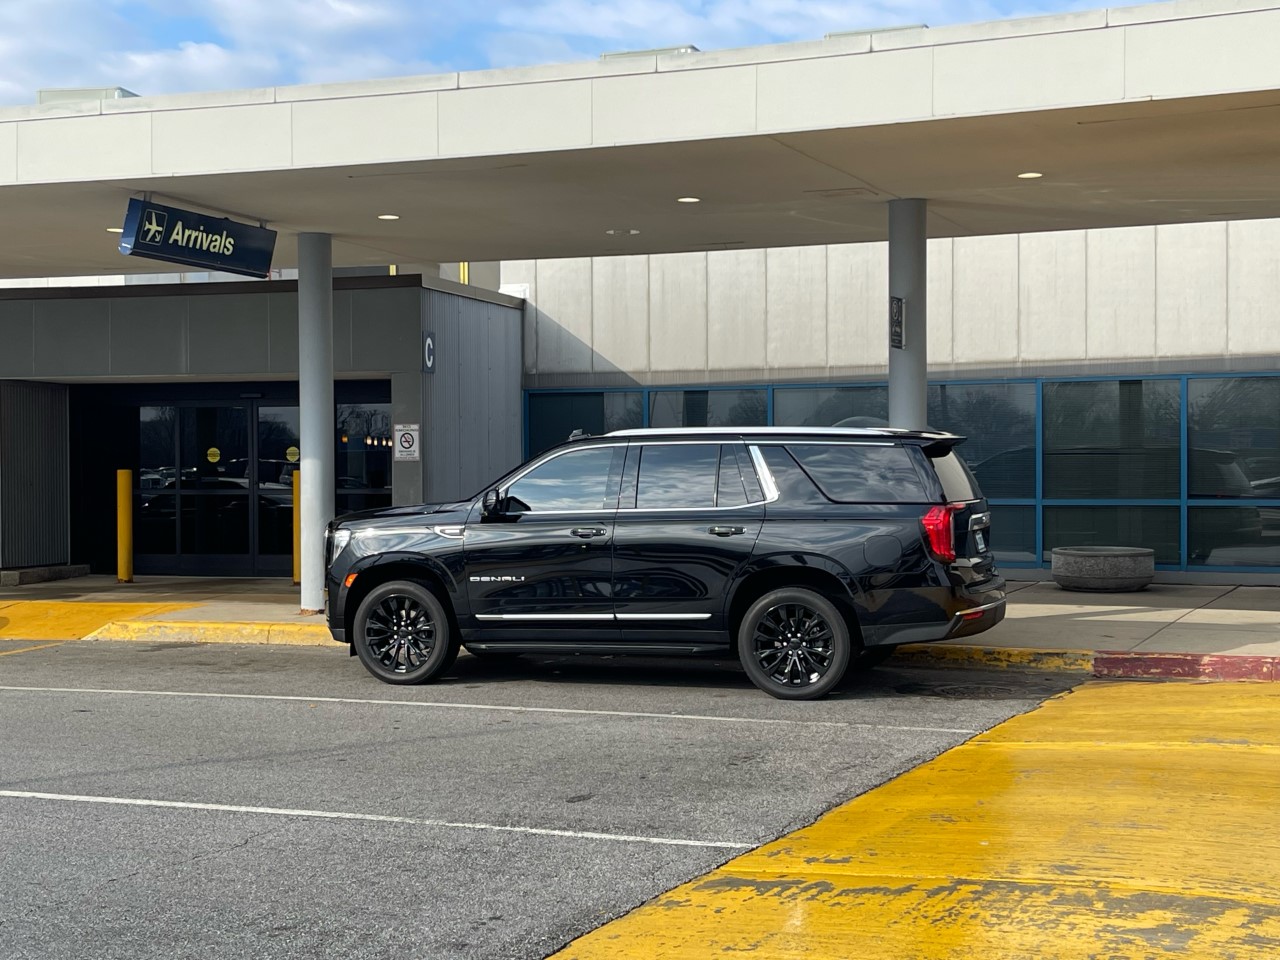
[551,682,1280,959]
[0,602,196,641]
[0,640,67,657]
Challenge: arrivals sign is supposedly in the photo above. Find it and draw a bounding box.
[118,198,277,278]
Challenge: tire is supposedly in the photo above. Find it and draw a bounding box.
[737,587,852,700]
[855,644,897,669]
[352,581,459,685]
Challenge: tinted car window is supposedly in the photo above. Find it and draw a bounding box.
[930,450,981,501]
[757,446,829,504]
[506,447,618,512]
[637,444,719,509]
[788,444,926,503]
[716,444,749,507]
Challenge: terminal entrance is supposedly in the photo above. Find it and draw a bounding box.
[69,381,393,578]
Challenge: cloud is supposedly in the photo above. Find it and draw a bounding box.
[0,0,1101,106]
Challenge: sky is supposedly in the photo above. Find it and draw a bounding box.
[0,0,1103,106]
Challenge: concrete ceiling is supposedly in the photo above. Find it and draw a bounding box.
[2,7,1279,279]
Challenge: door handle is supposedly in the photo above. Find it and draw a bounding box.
[570,527,608,539]
[709,525,746,537]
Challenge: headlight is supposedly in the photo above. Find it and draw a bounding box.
[328,528,352,564]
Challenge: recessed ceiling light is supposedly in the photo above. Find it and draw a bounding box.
[676,196,701,203]
[377,214,400,220]
[106,227,123,233]
[1017,171,1043,179]
[605,228,640,236]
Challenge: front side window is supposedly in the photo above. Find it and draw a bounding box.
[505,447,618,513]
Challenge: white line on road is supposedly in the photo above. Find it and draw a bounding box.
[0,685,978,734]
[0,790,752,850]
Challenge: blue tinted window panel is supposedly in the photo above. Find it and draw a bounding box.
[1044,505,1180,565]
[1188,506,1280,567]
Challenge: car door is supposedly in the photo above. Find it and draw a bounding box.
[464,443,624,639]
[611,441,763,641]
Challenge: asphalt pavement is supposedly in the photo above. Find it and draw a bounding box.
[0,642,1075,960]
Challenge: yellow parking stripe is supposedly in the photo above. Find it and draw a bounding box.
[551,682,1280,959]
[0,602,195,641]
[0,641,67,657]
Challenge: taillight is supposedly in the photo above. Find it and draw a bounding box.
[921,503,962,563]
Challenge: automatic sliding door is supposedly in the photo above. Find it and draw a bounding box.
[256,405,299,576]
[178,406,251,574]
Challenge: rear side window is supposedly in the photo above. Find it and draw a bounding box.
[787,444,927,503]
[636,444,719,508]
[930,450,982,502]
[757,446,829,504]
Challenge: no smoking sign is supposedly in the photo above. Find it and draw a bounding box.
[394,423,421,462]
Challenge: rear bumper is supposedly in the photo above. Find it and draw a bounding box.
[944,596,1007,640]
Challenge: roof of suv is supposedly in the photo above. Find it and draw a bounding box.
[604,426,961,442]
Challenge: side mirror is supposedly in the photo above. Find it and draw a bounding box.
[481,488,502,517]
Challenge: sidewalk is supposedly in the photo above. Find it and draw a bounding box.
[1,576,1277,679]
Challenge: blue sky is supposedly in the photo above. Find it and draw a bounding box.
[0,0,1102,105]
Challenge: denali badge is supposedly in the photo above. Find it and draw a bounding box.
[470,575,527,582]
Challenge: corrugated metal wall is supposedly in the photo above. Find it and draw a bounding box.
[421,289,523,502]
[0,381,69,568]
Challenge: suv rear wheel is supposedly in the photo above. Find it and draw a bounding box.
[737,587,851,700]
[353,581,459,685]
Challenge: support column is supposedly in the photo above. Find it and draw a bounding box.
[888,198,928,430]
[298,233,334,613]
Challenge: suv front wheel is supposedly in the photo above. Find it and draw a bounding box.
[737,587,851,700]
[353,581,459,685]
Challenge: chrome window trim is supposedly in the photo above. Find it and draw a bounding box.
[746,445,781,504]
[615,501,762,514]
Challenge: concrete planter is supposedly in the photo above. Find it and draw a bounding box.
[1051,546,1155,592]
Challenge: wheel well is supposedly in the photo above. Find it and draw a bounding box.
[728,567,865,647]
[344,562,459,640]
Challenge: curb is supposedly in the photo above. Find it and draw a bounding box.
[895,643,1095,673]
[65,622,1280,682]
[1092,652,1279,682]
[897,643,1280,682]
[87,620,333,646]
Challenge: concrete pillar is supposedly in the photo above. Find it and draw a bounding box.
[888,199,928,430]
[298,233,335,613]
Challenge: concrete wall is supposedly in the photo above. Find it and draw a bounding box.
[510,218,1280,387]
[421,290,524,502]
[0,381,68,568]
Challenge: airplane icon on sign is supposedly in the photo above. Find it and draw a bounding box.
[140,209,167,244]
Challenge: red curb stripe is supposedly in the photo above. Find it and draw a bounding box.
[1093,653,1278,682]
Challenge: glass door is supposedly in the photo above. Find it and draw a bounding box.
[178,405,252,574]
[256,405,300,576]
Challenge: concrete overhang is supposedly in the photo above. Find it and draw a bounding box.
[1,0,1279,278]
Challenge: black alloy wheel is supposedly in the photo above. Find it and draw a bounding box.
[737,587,851,700]
[353,581,458,685]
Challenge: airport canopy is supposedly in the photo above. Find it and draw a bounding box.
[1,0,1278,278]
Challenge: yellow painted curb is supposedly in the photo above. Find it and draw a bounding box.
[86,620,334,646]
[0,601,197,641]
[895,642,1095,672]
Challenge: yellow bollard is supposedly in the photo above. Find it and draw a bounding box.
[292,468,302,586]
[116,469,133,584]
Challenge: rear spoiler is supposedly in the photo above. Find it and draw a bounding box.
[912,435,967,458]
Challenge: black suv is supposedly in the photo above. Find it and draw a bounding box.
[324,427,1005,699]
